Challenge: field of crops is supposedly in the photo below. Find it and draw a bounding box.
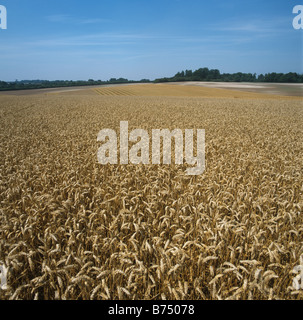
[92,84,299,99]
[0,84,302,300]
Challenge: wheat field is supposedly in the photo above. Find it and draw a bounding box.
[0,84,302,300]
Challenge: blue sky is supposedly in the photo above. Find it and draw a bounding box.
[0,0,302,81]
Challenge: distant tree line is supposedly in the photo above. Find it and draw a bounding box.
[0,78,150,91]
[1,67,302,91]
[154,67,303,83]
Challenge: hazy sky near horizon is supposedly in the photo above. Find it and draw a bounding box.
[0,0,302,81]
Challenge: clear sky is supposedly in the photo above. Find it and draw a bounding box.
[0,0,302,81]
